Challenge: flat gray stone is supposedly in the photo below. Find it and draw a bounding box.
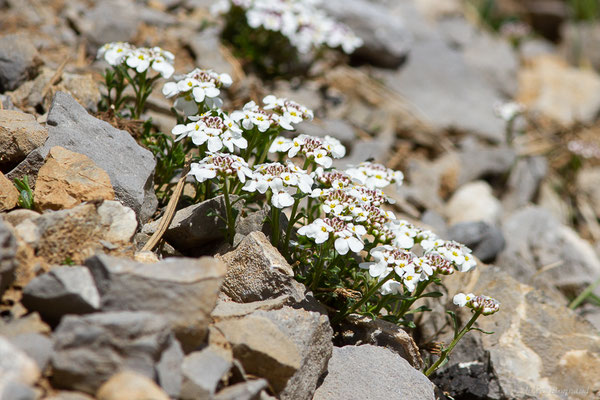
[447,221,505,263]
[85,254,226,351]
[155,334,184,398]
[51,311,174,395]
[9,92,157,222]
[0,34,40,92]
[180,347,232,400]
[22,266,101,325]
[322,0,410,68]
[313,345,435,400]
[8,333,53,371]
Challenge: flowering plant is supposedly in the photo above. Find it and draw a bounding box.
[212,0,362,77]
[97,41,500,376]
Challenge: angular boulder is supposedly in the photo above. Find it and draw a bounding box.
[9,92,157,221]
[84,254,226,351]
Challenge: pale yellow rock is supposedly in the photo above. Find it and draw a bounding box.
[0,171,19,212]
[518,55,600,126]
[0,110,48,168]
[33,146,115,211]
[96,371,169,400]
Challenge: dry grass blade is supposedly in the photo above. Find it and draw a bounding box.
[141,156,192,252]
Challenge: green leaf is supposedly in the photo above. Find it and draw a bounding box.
[469,327,495,335]
[446,310,459,336]
[420,291,444,298]
[404,305,432,315]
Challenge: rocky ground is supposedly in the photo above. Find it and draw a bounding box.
[1,0,600,399]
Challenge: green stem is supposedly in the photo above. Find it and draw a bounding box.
[569,276,600,309]
[282,197,300,256]
[333,270,396,324]
[271,205,281,248]
[222,177,236,245]
[310,242,332,292]
[395,279,430,319]
[424,311,482,376]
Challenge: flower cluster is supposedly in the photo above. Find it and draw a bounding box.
[494,101,525,122]
[232,96,313,133]
[212,0,363,54]
[298,217,366,255]
[97,42,175,78]
[172,112,246,152]
[345,162,404,190]
[189,152,252,183]
[163,68,233,115]
[270,134,345,167]
[243,162,313,208]
[454,293,500,316]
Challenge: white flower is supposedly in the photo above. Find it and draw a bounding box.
[171,111,246,153]
[298,218,331,244]
[494,101,524,121]
[97,42,134,66]
[345,162,403,190]
[189,152,252,184]
[453,293,476,307]
[163,68,232,114]
[298,217,364,255]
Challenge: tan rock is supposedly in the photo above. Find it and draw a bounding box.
[34,146,114,211]
[0,171,19,211]
[518,55,600,126]
[0,110,48,168]
[96,371,169,400]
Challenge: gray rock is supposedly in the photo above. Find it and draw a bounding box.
[144,195,240,254]
[9,92,157,222]
[180,347,232,400]
[0,336,40,399]
[497,206,600,298]
[444,181,502,225]
[0,34,41,92]
[186,27,235,77]
[214,380,269,400]
[8,333,53,371]
[313,345,435,400]
[217,231,306,305]
[374,2,505,142]
[447,221,505,263]
[215,306,332,400]
[0,219,17,298]
[22,266,101,325]
[502,156,547,212]
[1,382,36,400]
[576,166,600,217]
[85,254,226,351]
[51,311,174,394]
[439,17,518,97]
[335,314,423,369]
[430,263,600,400]
[457,140,517,186]
[322,0,410,68]
[155,333,184,398]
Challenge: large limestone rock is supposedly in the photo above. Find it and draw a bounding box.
[29,201,137,265]
[9,92,157,221]
[0,336,40,399]
[0,109,48,170]
[313,345,435,400]
[85,254,226,351]
[213,304,332,400]
[51,311,176,395]
[34,146,115,211]
[0,34,41,92]
[430,264,600,400]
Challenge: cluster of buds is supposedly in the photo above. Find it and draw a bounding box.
[454,293,500,316]
[270,134,345,168]
[163,68,233,115]
[242,161,313,208]
[172,111,246,153]
[212,0,363,54]
[189,152,253,183]
[97,42,175,78]
[297,217,366,255]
